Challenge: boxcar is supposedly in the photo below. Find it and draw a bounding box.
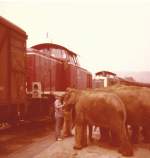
[0,16,27,123]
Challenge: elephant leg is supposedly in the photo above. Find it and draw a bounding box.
[88,125,93,142]
[142,125,150,143]
[74,124,83,149]
[100,127,110,143]
[116,125,133,156]
[111,130,120,147]
[82,124,88,147]
[131,125,140,144]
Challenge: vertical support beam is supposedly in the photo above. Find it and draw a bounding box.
[7,29,11,102]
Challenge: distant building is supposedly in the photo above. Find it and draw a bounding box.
[93,71,117,88]
[93,70,150,88]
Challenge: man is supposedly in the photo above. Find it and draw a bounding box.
[54,95,64,141]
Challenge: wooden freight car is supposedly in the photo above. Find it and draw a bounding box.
[0,16,27,123]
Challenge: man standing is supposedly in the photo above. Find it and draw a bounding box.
[54,95,64,141]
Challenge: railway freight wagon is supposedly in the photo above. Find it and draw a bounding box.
[26,43,92,120]
[0,17,27,123]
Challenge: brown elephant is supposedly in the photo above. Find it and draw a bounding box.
[63,88,133,156]
[93,85,150,144]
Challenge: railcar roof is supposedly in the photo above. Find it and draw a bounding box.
[118,77,150,87]
[31,43,77,56]
[96,71,116,76]
[0,16,27,37]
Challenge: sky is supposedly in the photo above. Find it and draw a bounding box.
[1,0,150,75]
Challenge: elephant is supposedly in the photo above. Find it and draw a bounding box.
[117,85,150,143]
[63,88,133,156]
[93,85,150,144]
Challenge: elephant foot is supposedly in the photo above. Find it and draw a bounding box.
[82,140,88,147]
[73,145,82,150]
[118,144,133,156]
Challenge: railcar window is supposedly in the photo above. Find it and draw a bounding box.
[50,49,56,57]
[61,50,67,59]
[50,48,67,59]
[74,57,80,66]
[68,55,75,65]
[68,55,80,66]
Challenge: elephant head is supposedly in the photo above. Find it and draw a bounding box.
[63,88,80,110]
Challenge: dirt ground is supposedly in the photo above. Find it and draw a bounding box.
[33,137,150,158]
[0,124,150,158]
[33,129,150,158]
